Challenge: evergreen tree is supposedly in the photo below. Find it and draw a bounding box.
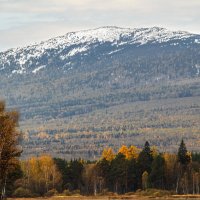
[138,141,153,173]
[127,158,137,191]
[137,141,153,188]
[149,154,165,189]
[68,159,84,191]
[110,153,128,193]
[54,158,68,191]
[96,158,110,190]
[178,139,191,166]
[176,140,191,194]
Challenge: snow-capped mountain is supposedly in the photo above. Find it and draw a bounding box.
[1,26,200,75]
[1,26,200,158]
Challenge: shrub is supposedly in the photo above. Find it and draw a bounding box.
[106,192,118,196]
[71,189,81,195]
[99,188,109,195]
[45,189,58,197]
[63,189,72,196]
[135,188,173,197]
[13,187,34,197]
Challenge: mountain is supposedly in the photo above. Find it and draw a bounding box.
[1,26,200,76]
[1,26,200,159]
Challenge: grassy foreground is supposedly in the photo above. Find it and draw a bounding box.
[9,195,200,200]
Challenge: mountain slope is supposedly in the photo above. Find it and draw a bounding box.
[1,26,200,159]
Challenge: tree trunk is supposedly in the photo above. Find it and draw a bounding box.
[176,177,179,193]
[1,173,7,200]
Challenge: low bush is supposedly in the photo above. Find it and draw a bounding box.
[71,189,81,196]
[135,188,174,197]
[13,187,35,197]
[45,189,58,197]
[99,188,109,195]
[62,189,72,196]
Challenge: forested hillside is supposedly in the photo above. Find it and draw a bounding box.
[0,27,200,159]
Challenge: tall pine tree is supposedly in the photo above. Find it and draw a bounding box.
[137,141,153,188]
[149,154,165,189]
[178,139,191,166]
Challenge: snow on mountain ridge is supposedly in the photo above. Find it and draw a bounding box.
[38,26,194,49]
[0,26,199,75]
[2,26,196,54]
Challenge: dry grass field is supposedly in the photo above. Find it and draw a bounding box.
[9,195,200,200]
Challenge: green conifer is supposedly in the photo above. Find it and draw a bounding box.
[178,139,191,165]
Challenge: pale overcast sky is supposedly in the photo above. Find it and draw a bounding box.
[0,0,200,51]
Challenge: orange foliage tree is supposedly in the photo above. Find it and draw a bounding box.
[101,147,115,161]
[119,145,140,160]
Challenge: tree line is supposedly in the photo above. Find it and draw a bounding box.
[2,141,200,197]
[1,101,200,198]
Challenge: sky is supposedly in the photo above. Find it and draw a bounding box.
[0,0,200,51]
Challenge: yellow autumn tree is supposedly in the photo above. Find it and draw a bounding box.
[102,147,115,161]
[163,153,177,189]
[118,145,129,158]
[39,155,61,192]
[28,157,41,188]
[118,145,140,160]
[151,146,159,159]
[20,155,62,195]
[128,145,140,160]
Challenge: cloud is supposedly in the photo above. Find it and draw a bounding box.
[0,22,73,51]
[0,0,139,14]
[0,0,200,51]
